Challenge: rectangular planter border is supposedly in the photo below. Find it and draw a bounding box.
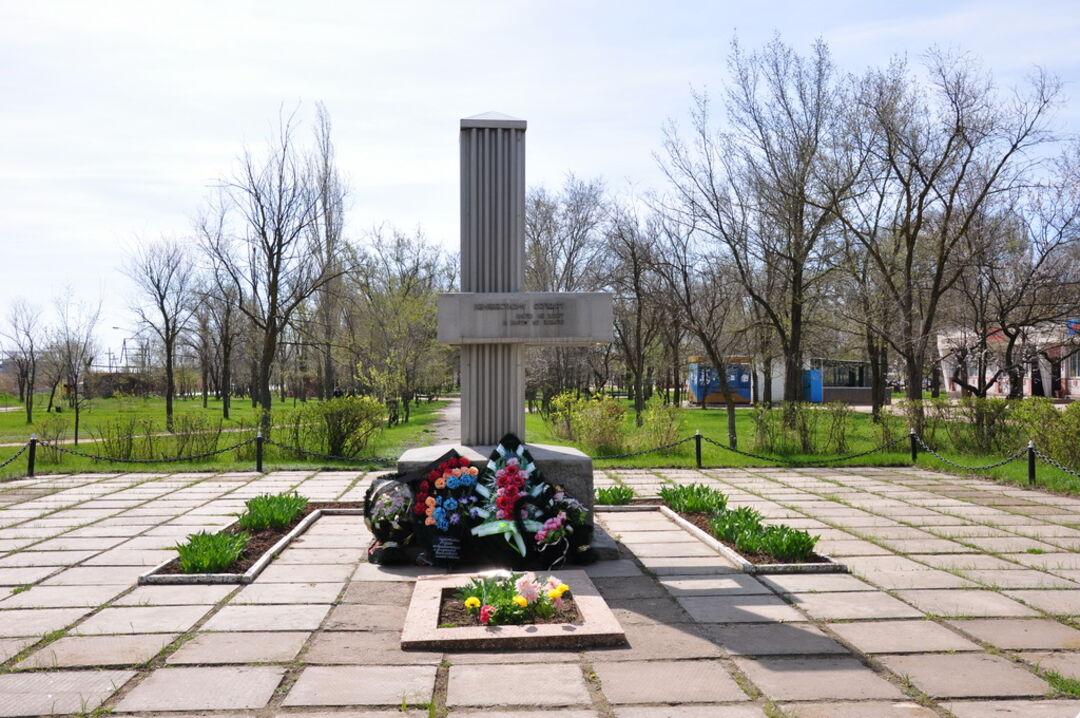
[137,508,365,585]
[400,568,626,651]
[596,503,847,575]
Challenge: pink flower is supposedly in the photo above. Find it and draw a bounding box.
[515,573,540,603]
[479,605,495,624]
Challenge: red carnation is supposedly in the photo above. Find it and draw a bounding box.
[413,503,425,515]
[419,481,430,492]
[428,471,438,481]
[459,457,471,468]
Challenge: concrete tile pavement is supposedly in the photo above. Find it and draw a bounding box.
[1,465,1080,713]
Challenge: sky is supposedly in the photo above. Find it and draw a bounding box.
[1,0,1078,360]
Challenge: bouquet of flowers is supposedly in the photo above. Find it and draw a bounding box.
[363,473,414,565]
[470,433,590,567]
[454,571,573,626]
[411,451,481,566]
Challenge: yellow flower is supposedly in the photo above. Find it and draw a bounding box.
[556,584,570,594]
[512,595,528,607]
[546,589,561,600]
[464,596,480,609]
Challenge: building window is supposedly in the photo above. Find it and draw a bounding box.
[1068,352,1080,378]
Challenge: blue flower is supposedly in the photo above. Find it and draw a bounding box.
[446,476,460,489]
[444,498,458,511]
[436,519,449,531]
[433,507,447,521]
[449,513,461,524]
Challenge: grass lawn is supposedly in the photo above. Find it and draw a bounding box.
[524,402,1080,495]
[0,398,448,480]
[0,394,293,444]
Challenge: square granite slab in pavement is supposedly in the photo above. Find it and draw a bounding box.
[256,563,355,583]
[116,665,286,711]
[788,591,924,621]
[17,633,176,667]
[283,665,436,707]
[893,589,1040,617]
[877,653,1049,698]
[703,622,850,656]
[943,699,1080,717]
[113,584,236,605]
[233,582,343,604]
[0,670,134,717]
[303,630,442,665]
[584,622,725,662]
[593,659,748,704]
[167,631,310,664]
[946,618,1080,650]
[324,603,407,631]
[0,607,89,637]
[827,619,980,654]
[733,656,904,701]
[72,605,209,634]
[200,603,330,631]
[677,594,805,623]
[0,584,124,608]
[447,663,590,707]
[1004,589,1080,616]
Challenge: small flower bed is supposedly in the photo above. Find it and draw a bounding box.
[595,485,635,505]
[235,492,309,531]
[443,571,580,627]
[657,485,823,564]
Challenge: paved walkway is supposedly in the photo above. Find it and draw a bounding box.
[1,465,1080,715]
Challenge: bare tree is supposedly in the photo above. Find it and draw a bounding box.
[660,36,857,406]
[3,299,44,423]
[606,201,662,426]
[653,220,744,447]
[124,238,196,430]
[835,52,1061,423]
[200,108,344,430]
[53,290,100,444]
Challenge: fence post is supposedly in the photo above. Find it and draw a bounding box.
[27,435,37,478]
[1028,440,1036,487]
[694,430,702,469]
[256,432,264,473]
[909,429,918,465]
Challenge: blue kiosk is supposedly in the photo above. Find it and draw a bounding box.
[688,356,753,405]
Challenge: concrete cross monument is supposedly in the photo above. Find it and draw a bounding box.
[399,112,613,518]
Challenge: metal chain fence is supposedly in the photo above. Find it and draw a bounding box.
[590,436,696,461]
[699,433,906,466]
[260,437,396,465]
[911,433,1028,472]
[1032,447,1080,481]
[0,443,28,470]
[36,437,257,464]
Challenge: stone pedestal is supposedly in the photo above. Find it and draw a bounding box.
[397,442,595,519]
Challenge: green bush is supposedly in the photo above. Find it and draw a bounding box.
[633,401,684,453]
[573,396,626,455]
[659,483,728,514]
[235,492,308,531]
[758,525,819,562]
[174,531,249,573]
[1014,398,1080,469]
[751,404,779,454]
[544,392,582,441]
[595,485,635,505]
[945,397,1017,454]
[305,396,385,457]
[709,506,763,544]
[172,413,222,457]
[822,402,851,454]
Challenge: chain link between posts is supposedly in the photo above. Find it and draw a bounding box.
[589,436,697,461]
[1032,446,1080,481]
[0,443,28,470]
[35,437,257,464]
[911,433,1028,472]
[697,433,906,465]
[260,437,396,465]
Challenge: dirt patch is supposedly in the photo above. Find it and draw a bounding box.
[437,587,582,627]
[158,501,364,575]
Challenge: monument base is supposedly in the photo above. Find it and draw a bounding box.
[397,442,618,560]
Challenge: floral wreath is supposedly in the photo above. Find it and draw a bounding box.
[412,455,480,532]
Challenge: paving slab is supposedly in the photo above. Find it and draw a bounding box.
[341,581,413,605]
[758,573,877,594]
[168,630,310,664]
[733,655,903,700]
[73,605,209,634]
[201,603,330,631]
[593,659,747,704]
[948,618,1080,650]
[877,653,1048,698]
[827,619,980,654]
[325,603,407,631]
[117,665,286,711]
[960,569,1079,589]
[0,606,93,638]
[256,563,355,583]
[303,630,442,665]
[283,665,437,707]
[943,699,1080,717]
[233,582,343,604]
[894,589,1041,617]
[1004,589,1080,615]
[0,637,35,662]
[114,584,236,606]
[0,669,134,717]
[658,574,771,597]
[789,591,924,621]
[1018,650,1080,678]
[446,662,590,706]
[17,633,176,667]
[614,707,765,718]
[702,622,849,656]
[42,565,147,585]
[781,702,939,717]
[677,594,805,623]
[584,622,724,662]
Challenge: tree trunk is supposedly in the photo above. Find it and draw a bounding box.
[165,341,175,433]
[25,366,34,424]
